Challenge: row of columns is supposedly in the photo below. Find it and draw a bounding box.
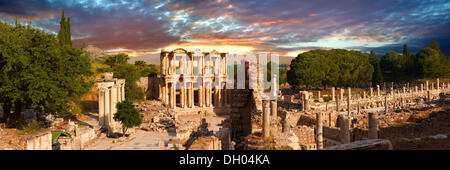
[98,78,125,131]
[160,81,228,109]
[262,100,278,140]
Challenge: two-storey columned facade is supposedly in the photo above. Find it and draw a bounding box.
[159,48,230,109]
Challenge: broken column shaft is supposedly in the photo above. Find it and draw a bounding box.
[368,112,378,139]
[316,112,323,150]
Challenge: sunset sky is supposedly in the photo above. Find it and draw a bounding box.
[1,0,449,57]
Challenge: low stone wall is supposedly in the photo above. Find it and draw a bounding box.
[188,136,222,150]
[323,126,341,141]
[59,126,96,150]
[26,131,52,150]
[292,126,315,145]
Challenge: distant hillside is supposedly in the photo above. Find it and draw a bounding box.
[279,56,294,65]
[128,53,160,65]
[128,54,294,65]
[82,45,106,62]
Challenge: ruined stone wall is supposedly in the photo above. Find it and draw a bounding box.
[26,131,52,150]
[136,77,160,100]
[59,126,96,150]
[292,125,315,145]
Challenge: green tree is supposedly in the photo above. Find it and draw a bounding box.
[57,10,72,47]
[104,53,130,68]
[416,47,445,78]
[134,60,147,69]
[113,64,145,101]
[0,21,92,125]
[287,49,373,89]
[368,50,383,85]
[113,100,143,136]
[429,39,440,51]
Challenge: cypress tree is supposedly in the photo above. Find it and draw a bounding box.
[66,17,72,47]
[57,10,66,47]
[429,39,440,50]
[57,10,72,47]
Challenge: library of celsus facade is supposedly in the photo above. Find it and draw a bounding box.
[159,48,230,110]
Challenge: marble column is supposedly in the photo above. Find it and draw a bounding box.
[348,87,351,100]
[377,85,380,96]
[271,100,277,118]
[370,87,373,97]
[384,96,388,114]
[262,100,271,140]
[340,88,344,101]
[368,112,378,139]
[98,88,105,127]
[282,111,290,133]
[104,88,110,128]
[339,115,350,144]
[110,85,118,125]
[437,78,440,90]
[336,96,340,113]
[181,84,186,108]
[426,81,429,91]
[347,93,351,116]
[316,112,323,150]
[199,84,204,107]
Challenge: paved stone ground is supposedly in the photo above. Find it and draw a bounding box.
[84,115,227,150]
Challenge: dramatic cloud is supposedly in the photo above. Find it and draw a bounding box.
[1,0,449,56]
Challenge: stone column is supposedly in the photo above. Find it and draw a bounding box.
[390,87,394,96]
[415,86,418,93]
[348,87,351,100]
[431,83,434,90]
[402,86,406,96]
[332,87,336,101]
[104,88,110,128]
[370,87,373,97]
[347,93,351,116]
[180,84,186,108]
[218,87,222,107]
[384,96,388,114]
[110,85,118,125]
[340,88,344,100]
[199,84,204,107]
[190,83,194,108]
[421,84,424,93]
[368,112,378,139]
[339,115,350,144]
[164,83,167,105]
[363,91,366,99]
[98,88,105,127]
[427,90,431,102]
[437,78,440,90]
[270,100,277,118]
[282,111,290,133]
[426,81,429,91]
[316,112,323,150]
[262,100,271,140]
[377,85,380,96]
[336,96,340,113]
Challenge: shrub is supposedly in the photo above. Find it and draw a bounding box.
[113,100,142,136]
